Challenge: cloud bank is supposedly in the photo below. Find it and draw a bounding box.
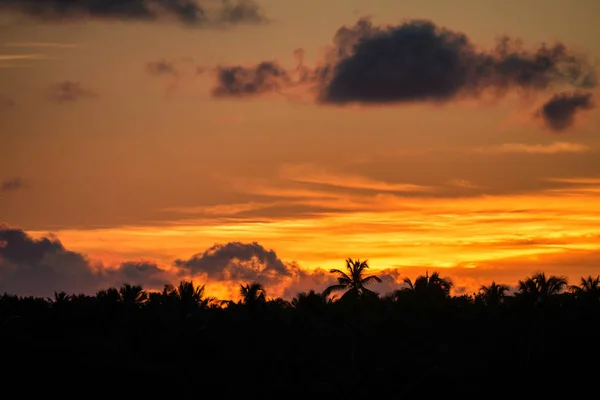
[0,0,266,27]
[211,17,597,129]
[0,226,406,299]
[0,226,173,296]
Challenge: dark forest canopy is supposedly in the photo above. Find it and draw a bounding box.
[2,258,600,398]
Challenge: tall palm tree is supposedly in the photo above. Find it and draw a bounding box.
[119,283,147,308]
[518,272,568,303]
[323,258,382,300]
[479,281,510,307]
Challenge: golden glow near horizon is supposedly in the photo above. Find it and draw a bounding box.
[26,185,600,298]
[2,0,600,299]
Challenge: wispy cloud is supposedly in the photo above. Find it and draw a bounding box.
[163,202,282,216]
[473,142,590,155]
[279,164,435,193]
[3,42,80,49]
[0,54,47,61]
[447,179,481,189]
[545,177,600,185]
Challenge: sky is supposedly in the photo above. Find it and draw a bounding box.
[1,0,600,300]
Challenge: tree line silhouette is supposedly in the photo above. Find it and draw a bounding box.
[2,258,599,398]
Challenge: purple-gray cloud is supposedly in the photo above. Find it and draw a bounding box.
[0,226,173,297]
[49,81,97,103]
[146,59,179,76]
[174,241,300,282]
[536,91,595,131]
[1,177,26,192]
[0,0,266,26]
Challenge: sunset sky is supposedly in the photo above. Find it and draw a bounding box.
[1,0,600,300]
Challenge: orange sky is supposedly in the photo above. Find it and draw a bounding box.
[1,0,600,299]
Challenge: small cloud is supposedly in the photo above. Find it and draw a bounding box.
[146,59,178,76]
[49,81,97,103]
[473,142,589,155]
[175,241,299,281]
[1,177,26,192]
[212,62,292,98]
[536,91,595,132]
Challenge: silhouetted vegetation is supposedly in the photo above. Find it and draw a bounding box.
[2,259,599,398]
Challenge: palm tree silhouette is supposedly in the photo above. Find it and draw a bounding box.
[518,272,568,303]
[240,282,266,305]
[569,275,600,301]
[47,291,71,307]
[175,281,214,316]
[323,258,382,300]
[399,271,453,300]
[291,290,330,314]
[479,281,510,307]
[96,287,121,305]
[119,283,147,308]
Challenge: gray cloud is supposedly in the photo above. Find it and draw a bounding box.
[49,81,97,103]
[0,226,172,297]
[212,62,291,97]
[212,18,596,104]
[536,91,595,131]
[0,0,266,27]
[104,260,173,288]
[1,177,26,192]
[174,241,300,283]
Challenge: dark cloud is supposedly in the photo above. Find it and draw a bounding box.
[49,81,97,103]
[219,0,264,24]
[212,62,291,97]
[174,241,300,283]
[536,91,595,131]
[146,59,179,76]
[212,18,596,104]
[0,226,98,296]
[1,177,26,192]
[104,260,172,288]
[0,0,266,26]
[0,226,172,297]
